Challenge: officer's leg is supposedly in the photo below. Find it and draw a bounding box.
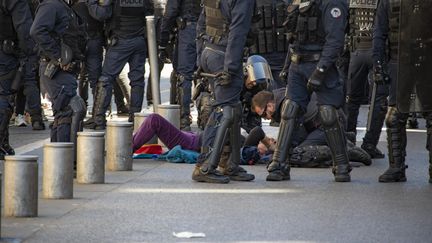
[176,74,192,130]
[219,102,254,181]
[23,79,45,130]
[267,99,300,181]
[0,105,14,159]
[319,105,352,182]
[92,76,114,129]
[169,70,178,105]
[69,95,86,159]
[425,112,432,183]
[378,106,409,182]
[113,78,129,116]
[361,82,388,158]
[192,106,231,183]
[78,68,89,106]
[347,140,372,166]
[127,37,147,122]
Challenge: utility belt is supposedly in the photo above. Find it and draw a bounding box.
[350,36,373,51]
[176,17,197,30]
[290,52,321,64]
[203,43,226,54]
[41,57,80,79]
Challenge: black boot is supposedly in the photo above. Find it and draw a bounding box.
[0,109,14,160]
[346,101,360,134]
[363,96,387,158]
[361,143,385,159]
[192,107,235,184]
[221,104,254,181]
[129,86,144,122]
[266,99,299,181]
[177,77,192,131]
[347,141,372,166]
[379,107,408,182]
[91,81,111,130]
[319,105,351,182]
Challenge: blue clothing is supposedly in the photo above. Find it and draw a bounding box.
[372,0,389,63]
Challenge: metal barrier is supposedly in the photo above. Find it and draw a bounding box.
[106,121,133,171]
[43,143,74,199]
[77,132,105,184]
[146,16,161,112]
[4,155,38,217]
[157,104,180,129]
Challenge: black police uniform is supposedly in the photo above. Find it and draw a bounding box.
[31,0,87,151]
[0,0,35,158]
[372,0,431,183]
[191,0,256,184]
[159,0,201,130]
[267,0,351,182]
[250,0,289,90]
[346,0,388,158]
[87,0,153,128]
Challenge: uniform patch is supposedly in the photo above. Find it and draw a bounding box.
[330,7,342,18]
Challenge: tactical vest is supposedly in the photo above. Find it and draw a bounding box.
[110,0,150,37]
[60,0,88,61]
[180,0,201,21]
[203,0,229,44]
[348,0,378,50]
[72,1,104,38]
[250,0,288,54]
[388,0,400,60]
[285,0,325,48]
[0,4,17,41]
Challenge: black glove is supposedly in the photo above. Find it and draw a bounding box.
[158,46,169,63]
[307,67,326,92]
[279,70,288,81]
[373,61,390,85]
[215,71,231,86]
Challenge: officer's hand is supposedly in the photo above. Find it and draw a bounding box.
[60,63,74,72]
[307,67,326,92]
[215,71,231,86]
[373,61,390,85]
[158,46,169,63]
[279,70,288,81]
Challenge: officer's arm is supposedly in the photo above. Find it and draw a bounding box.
[8,0,35,56]
[317,0,348,69]
[30,2,61,61]
[86,0,112,21]
[159,0,181,46]
[224,0,255,74]
[372,0,389,63]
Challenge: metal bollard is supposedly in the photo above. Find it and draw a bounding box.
[106,121,133,171]
[43,143,74,199]
[77,132,105,184]
[4,155,38,217]
[146,16,161,112]
[134,112,157,144]
[157,104,180,129]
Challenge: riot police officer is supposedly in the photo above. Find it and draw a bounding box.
[87,0,153,129]
[264,0,351,182]
[0,0,35,158]
[250,0,289,90]
[158,0,201,130]
[346,0,388,159]
[192,0,256,183]
[30,0,87,144]
[373,0,432,183]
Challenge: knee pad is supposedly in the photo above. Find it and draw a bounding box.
[385,106,408,129]
[281,99,300,121]
[319,105,338,127]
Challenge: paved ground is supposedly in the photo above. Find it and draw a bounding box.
[2,65,432,242]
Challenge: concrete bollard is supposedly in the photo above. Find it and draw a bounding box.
[43,143,74,199]
[134,112,157,144]
[4,155,38,217]
[106,121,133,171]
[77,132,105,184]
[157,104,180,129]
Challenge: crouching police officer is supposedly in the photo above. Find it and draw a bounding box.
[158,0,201,130]
[0,0,35,158]
[191,0,256,183]
[265,0,351,182]
[87,0,153,129]
[30,0,87,144]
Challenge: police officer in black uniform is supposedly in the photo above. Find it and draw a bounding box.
[73,0,104,113]
[30,0,87,144]
[373,0,432,183]
[86,0,153,129]
[250,0,289,90]
[0,0,35,158]
[158,0,201,130]
[266,0,351,182]
[346,0,387,159]
[191,0,256,183]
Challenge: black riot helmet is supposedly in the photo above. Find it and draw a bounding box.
[245,55,273,89]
